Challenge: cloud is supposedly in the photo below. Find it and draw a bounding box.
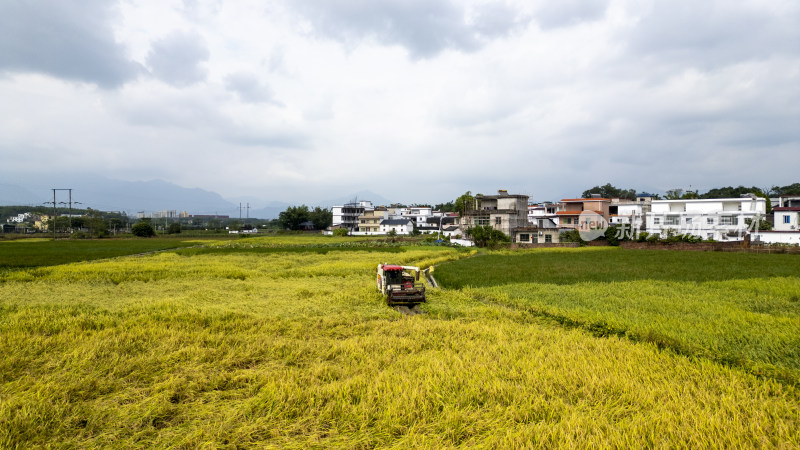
[289,0,528,58]
[146,30,210,86]
[224,72,281,105]
[533,0,609,29]
[0,0,142,88]
[621,1,800,69]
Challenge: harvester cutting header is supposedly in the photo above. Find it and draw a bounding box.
[376,264,426,306]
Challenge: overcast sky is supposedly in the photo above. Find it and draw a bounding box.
[1,0,798,205]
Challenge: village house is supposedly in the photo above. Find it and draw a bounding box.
[461,190,529,237]
[380,218,414,235]
[357,207,388,234]
[751,206,800,245]
[608,196,652,231]
[513,227,561,245]
[557,197,611,231]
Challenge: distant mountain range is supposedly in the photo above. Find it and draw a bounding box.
[0,177,393,219]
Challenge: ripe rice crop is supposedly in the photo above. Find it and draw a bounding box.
[435,247,800,385]
[1,242,799,447]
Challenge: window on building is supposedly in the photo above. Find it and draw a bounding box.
[784,215,792,224]
[519,233,530,242]
[563,218,571,224]
[532,236,538,243]
[476,217,490,226]
[720,216,737,226]
[665,215,680,225]
[545,234,552,243]
[685,217,692,225]
[654,217,661,225]
[495,217,502,225]
[707,233,714,240]
[707,217,714,225]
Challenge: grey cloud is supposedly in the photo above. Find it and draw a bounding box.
[146,30,210,86]
[114,90,306,149]
[0,0,142,88]
[224,72,281,105]
[290,0,528,58]
[622,1,800,69]
[534,0,609,30]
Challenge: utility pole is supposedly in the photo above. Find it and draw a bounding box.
[68,189,72,233]
[51,189,56,239]
[246,203,250,223]
[49,188,74,239]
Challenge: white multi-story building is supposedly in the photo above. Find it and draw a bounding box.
[646,197,766,241]
[527,202,559,227]
[609,197,652,230]
[394,206,438,225]
[8,213,31,223]
[332,200,373,231]
[151,210,178,219]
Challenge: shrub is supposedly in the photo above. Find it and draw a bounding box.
[333,228,349,237]
[467,225,510,248]
[131,221,156,237]
[604,225,627,246]
[560,229,585,245]
[167,223,181,234]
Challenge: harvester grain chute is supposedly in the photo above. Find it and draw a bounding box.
[376,264,426,306]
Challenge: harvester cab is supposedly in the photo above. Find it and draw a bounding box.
[376,264,426,306]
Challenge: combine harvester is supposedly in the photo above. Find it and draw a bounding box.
[376,264,426,314]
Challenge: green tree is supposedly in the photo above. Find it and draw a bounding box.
[86,216,108,238]
[581,183,637,199]
[333,228,349,236]
[167,222,181,234]
[309,207,332,230]
[701,186,762,199]
[467,225,510,248]
[745,217,772,231]
[434,201,455,212]
[131,221,156,237]
[665,188,684,200]
[773,183,800,196]
[279,205,311,230]
[681,190,700,199]
[453,191,475,217]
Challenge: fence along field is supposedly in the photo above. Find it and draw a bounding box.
[1,237,799,447]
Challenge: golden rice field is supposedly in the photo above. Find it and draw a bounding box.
[1,236,799,448]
